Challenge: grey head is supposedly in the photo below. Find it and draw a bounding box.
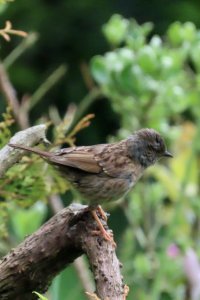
[127,128,172,168]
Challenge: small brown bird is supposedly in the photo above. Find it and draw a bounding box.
[9,128,172,243]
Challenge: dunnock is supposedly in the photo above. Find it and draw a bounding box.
[9,128,172,243]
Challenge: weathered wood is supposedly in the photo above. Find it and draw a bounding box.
[0,125,47,178]
[0,204,125,300]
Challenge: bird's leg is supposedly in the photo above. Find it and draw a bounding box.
[96,205,108,221]
[90,209,116,247]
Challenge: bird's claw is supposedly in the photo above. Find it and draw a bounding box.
[96,205,108,221]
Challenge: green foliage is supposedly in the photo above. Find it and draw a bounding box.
[102,14,129,46]
[2,158,49,204]
[0,109,94,246]
[0,107,14,147]
[91,16,200,134]
[90,15,200,300]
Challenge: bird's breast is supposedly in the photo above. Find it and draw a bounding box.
[72,170,140,205]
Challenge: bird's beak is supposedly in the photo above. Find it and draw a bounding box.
[163,150,173,158]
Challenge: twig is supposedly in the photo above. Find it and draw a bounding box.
[85,292,101,300]
[29,65,67,110]
[0,21,27,42]
[74,257,94,294]
[48,194,64,213]
[80,61,95,90]
[0,124,47,178]
[0,62,29,129]
[3,32,38,69]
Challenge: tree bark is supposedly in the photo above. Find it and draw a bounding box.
[0,124,47,178]
[0,204,125,300]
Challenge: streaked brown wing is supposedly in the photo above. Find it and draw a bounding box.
[95,140,130,177]
[48,147,102,173]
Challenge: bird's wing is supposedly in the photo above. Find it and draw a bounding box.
[94,141,131,177]
[48,145,106,174]
[49,142,131,177]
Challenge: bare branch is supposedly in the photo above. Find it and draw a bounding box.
[0,204,126,300]
[0,21,27,42]
[0,62,29,128]
[74,257,95,295]
[29,65,67,110]
[0,124,47,178]
[3,32,38,69]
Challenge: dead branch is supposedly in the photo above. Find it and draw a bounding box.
[0,204,125,300]
[0,124,47,178]
[0,62,29,129]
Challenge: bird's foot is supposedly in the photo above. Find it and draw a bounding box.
[96,205,108,221]
[91,209,116,248]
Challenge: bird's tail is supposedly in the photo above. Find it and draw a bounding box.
[9,143,52,158]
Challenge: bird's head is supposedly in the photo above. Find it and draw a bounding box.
[127,128,172,168]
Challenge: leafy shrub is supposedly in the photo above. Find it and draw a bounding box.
[91,15,200,300]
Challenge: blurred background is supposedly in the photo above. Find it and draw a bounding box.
[0,0,200,299]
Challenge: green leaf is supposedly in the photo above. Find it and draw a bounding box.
[167,22,184,45]
[102,14,128,46]
[137,45,159,74]
[167,21,197,46]
[90,55,110,85]
[182,22,197,42]
[126,19,153,50]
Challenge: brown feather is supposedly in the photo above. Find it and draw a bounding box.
[94,141,131,177]
[9,143,102,173]
[49,152,101,173]
[9,143,52,158]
